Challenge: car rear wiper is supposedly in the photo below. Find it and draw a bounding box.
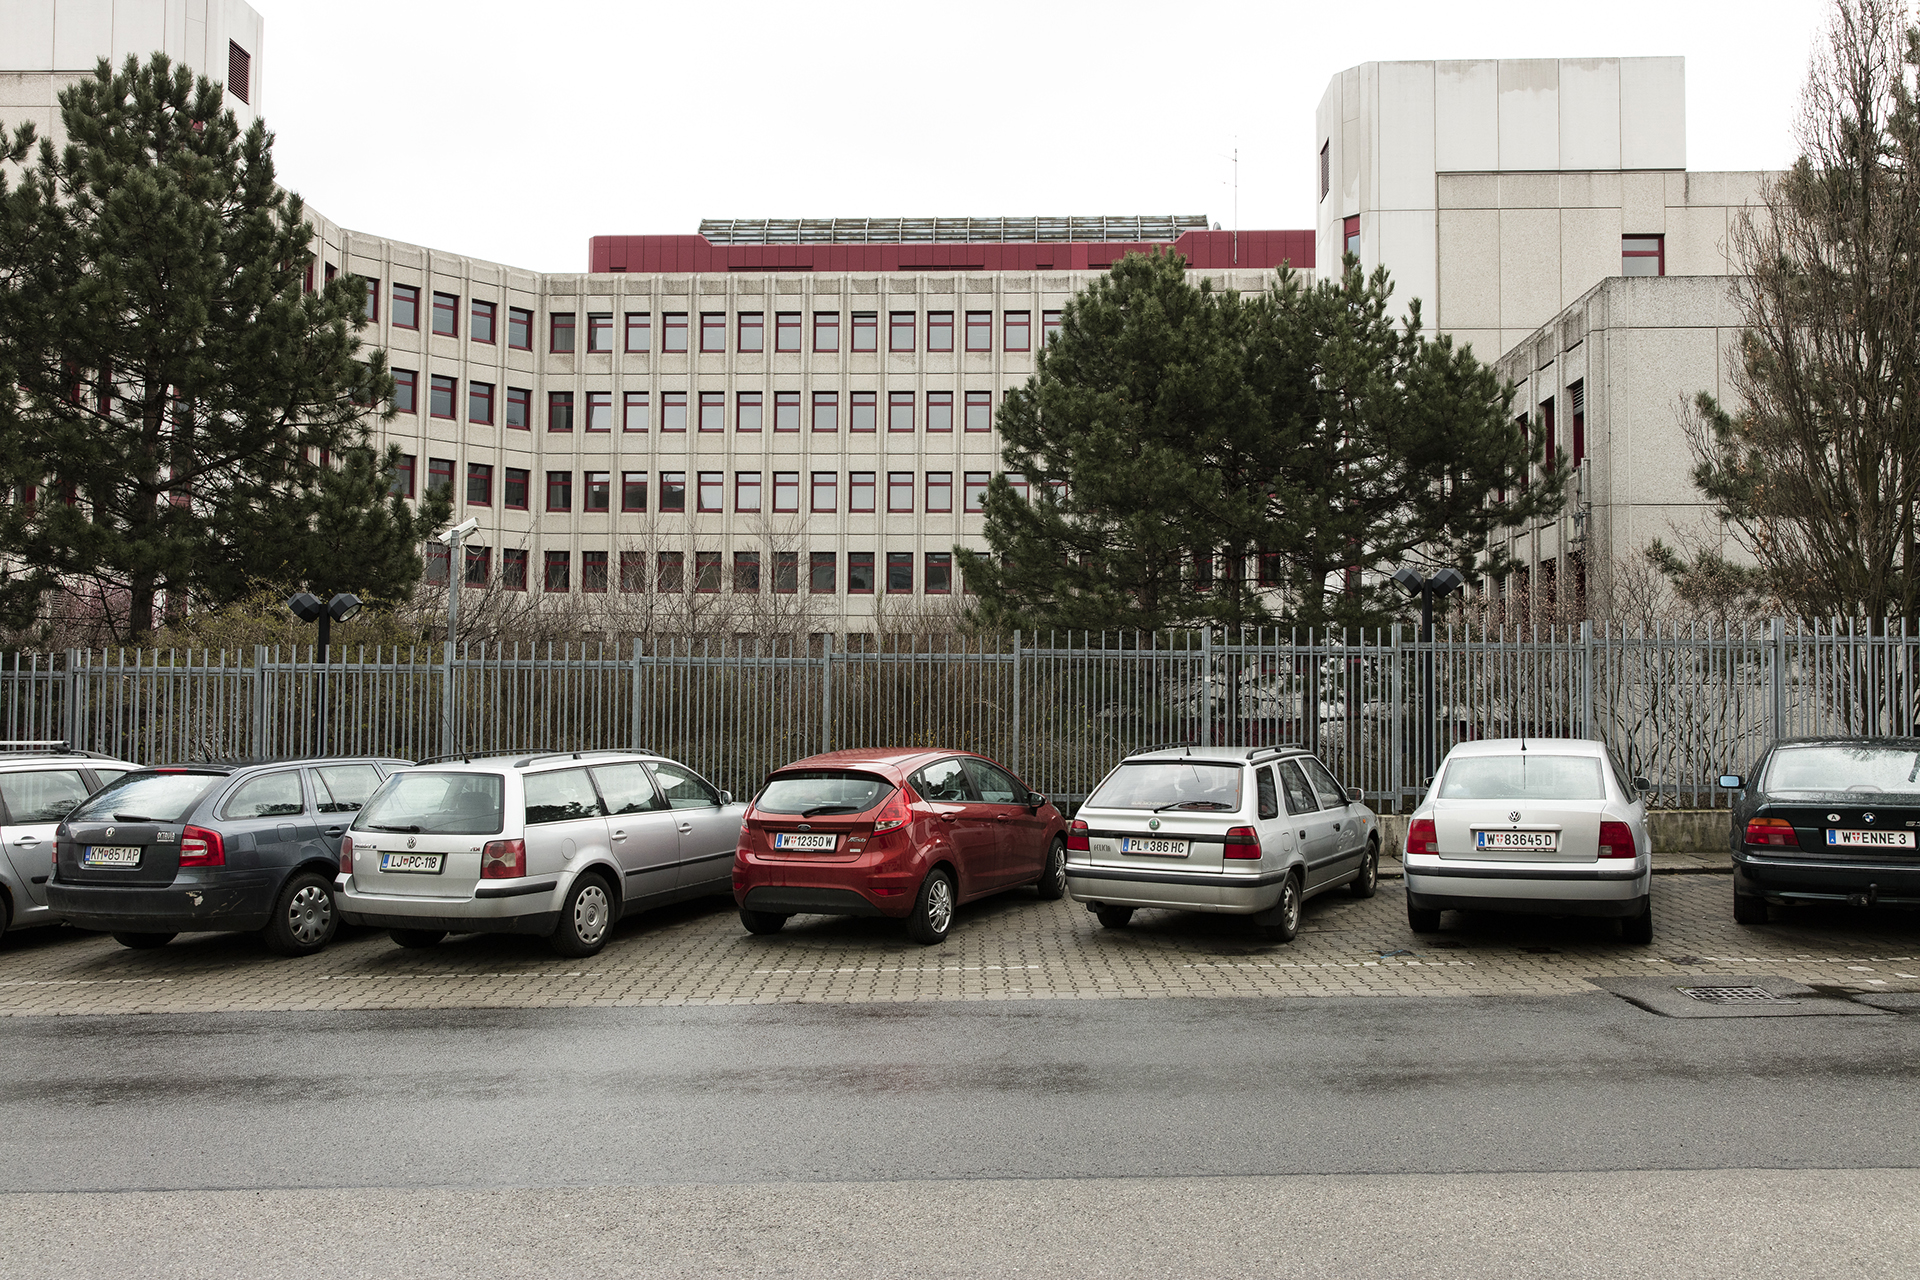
[112,814,155,822]
[802,804,861,816]
[1154,800,1232,811]
[366,824,422,833]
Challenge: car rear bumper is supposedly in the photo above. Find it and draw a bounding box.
[733,856,918,919]
[335,875,566,934]
[47,873,278,933]
[1405,856,1648,916]
[1734,852,1920,905]
[739,886,891,917]
[1064,859,1290,914]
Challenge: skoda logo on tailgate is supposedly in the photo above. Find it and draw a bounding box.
[1148,819,1161,830]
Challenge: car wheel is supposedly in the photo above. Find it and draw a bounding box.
[905,868,956,945]
[1095,906,1134,930]
[740,908,788,935]
[1256,874,1302,943]
[550,873,615,958]
[112,932,175,950]
[389,929,446,949]
[1036,837,1068,900]
[260,872,338,957]
[1622,894,1654,945]
[1733,890,1769,925]
[1407,902,1443,933]
[1348,838,1380,898]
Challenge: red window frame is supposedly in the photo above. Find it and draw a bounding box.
[661,391,687,432]
[964,471,990,511]
[362,277,379,323]
[1005,474,1030,503]
[700,312,726,353]
[699,392,725,432]
[391,454,415,497]
[1571,381,1586,467]
[503,467,529,510]
[964,390,992,432]
[468,380,494,425]
[660,472,687,513]
[774,551,799,594]
[505,386,530,429]
[657,551,685,593]
[926,471,952,513]
[775,312,801,352]
[925,552,953,595]
[810,472,838,513]
[849,391,876,432]
[814,312,840,352]
[928,312,954,352]
[1041,310,1062,344]
[964,311,991,351]
[887,471,914,513]
[583,471,610,513]
[662,312,688,353]
[432,291,459,337]
[470,299,496,344]
[581,550,608,593]
[427,457,454,496]
[466,463,493,506]
[502,548,528,591]
[623,390,649,431]
[1622,235,1665,276]
[848,552,875,595]
[392,368,417,415]
[1343,215,1360,258]
[464,544,490,588]
[621,471,649,512]
[625,312,651,352]
[619,551,646,592]
[429,375,457,420]
[886,552,913,594]
[695,551,722,594]
[812,391,838,432]
[926,391,953,433]
[851,312,877,352]
[546,470,572,511]
[849,471,875,513]
[889,312,916,352]
[772,471,799,512]
[585,390,612,432]
[738,312,764,353]
[550,312,575,353]
[544,551,570,593]
[548,390,574,432]
[1003,311,1030,352]
[424,543,450,585]
[734,551,760,593]
[696,471,724,513]
[810,552,836,594]
[392,284,419,330]
[507,306,533,350]
[736,391,762,432]
[587,313,613,353]
[735,471,762,513]
[774,391,800,432]
[888,391,914,432]
[1541,396,1557,465]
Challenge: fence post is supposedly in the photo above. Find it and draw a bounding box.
[631,636,645,750]
[1010,630,1022,777]
[1580,620,1594,740]
[820,632,834,755]
[1200,628,1213,744]
[1771,616,1787,742]
[251,646,269,758]
[62,649,80,749]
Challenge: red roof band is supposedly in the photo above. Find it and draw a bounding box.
[586,229,1315,275]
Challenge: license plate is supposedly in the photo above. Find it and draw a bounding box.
[1476,830,1559,851]
[380,852,445,874]
[82,845,142,868]
[1120,837,1190,857]
[774,832,837,851]
[1826,829,1916,849]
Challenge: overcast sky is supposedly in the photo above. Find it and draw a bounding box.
[252,0,1835,274]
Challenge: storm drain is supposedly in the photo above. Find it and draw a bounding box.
[1677,985,1794,1004]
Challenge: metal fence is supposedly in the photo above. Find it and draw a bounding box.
[5,620,1920,811]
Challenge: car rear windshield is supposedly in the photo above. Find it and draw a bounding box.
[755,770,894,816]
[1765,745,1920,795]
[1086,760,1244,811]
[67,771,222,824]
[355,771,506,835]
[1438,755,1606,801]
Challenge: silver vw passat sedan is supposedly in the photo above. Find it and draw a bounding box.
[1403,738,1653,942]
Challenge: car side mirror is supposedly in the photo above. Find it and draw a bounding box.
[1028,791,1048,809]
[718,790,733,805]
[1718,775,1743,790]
[1347,786,1364,804]
[1633,777,1651,792]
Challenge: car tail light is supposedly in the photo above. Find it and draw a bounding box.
[1598,820,1636,858]
[872,790,911,833]
[179,825,225,868]
[1223,826,1261,859]
[1406,817,1438,856]
[1067,819,1089,852]
[480,838,526,878]
[1743,816,1800,849]
[339,835,354,875]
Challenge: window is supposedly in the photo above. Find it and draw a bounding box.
[425,543,450,585]
[925,552,952,594]
[1006,474,1030,503]
[849,390,876,431]
[662,312,688,352]
[545,551,570,592]
[1003,311,1030,352]
[697,471,724,512]
[581,550,608,592]
[812,391,838,432]
[735,471,762,512]
[362,277,379,323]
[625,312,651,352]
[888,391,914,432]
[886,552,913,594]
[620,551,646,592]
[774,312,801,352]
[852,311,878,352]
[890,311,916,352]
[508,306,533,349]
[471,300,496,344]
[621,471,648,512]
[467,463,492,506]
[548,390,574,432]
[773,471,799,512]
[733,390,761,432]
[430,375,456,419]
[661,391,687,431]
[738,312,764,352]
[427,457,454,496]
[926,471,952,513]
[546,470,572,511]
[700,312,726,353]
[850,471,876,512]
[1319,140,1330,201]
[584,471,610,513]
[695,551,722,593]
[1343,215,1360,259]
[657,551,684,592]
[391,453,415,497]
[810,552,836,594]
[506,387,530,429]
[1622,235,1664,277]
[465,544,490,587]
[432,291,459,337]
[1570,380,1586,468]
[1540,396,1557,467]
[965,390,992,432]
[468,380,494,424]
[929,312,955,352]
[228,40,251,103]
[503,548,528,591]
[926,391,953,432]
[774,391,800,431]
[964,471,990,511]
[1042,309,1062,344]
[551,312,575,352]
[392,284,419,329]
[699,391,725,432]
[392,368,417,414]
[587,313,613,353]
[849,552,875,594]
[734,551,760,593]
[623,390,650,431]
[774,551,798,593]
[965,311,991,351]
[585,390,612,431]
[888,471,914,512]
[814,312,840,352]
[811,472,838,512]
[504,467,529,510]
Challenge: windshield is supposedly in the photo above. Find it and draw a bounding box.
[67,772,222,824]
[1087,760,1244,812]
[355,771,506,835]
[755,770,894,816]
[1764,745,1920,796]
[1438,755,1606,801]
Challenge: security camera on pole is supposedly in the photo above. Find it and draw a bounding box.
[1392,566,1466,787]
[438,518,479,755]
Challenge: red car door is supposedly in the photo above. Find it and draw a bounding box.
[963,757,1042,888]
[910,757,995,897]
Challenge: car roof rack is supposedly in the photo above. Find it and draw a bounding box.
[511,748,647,770]
[0,739,79,755]
[1126,742,1195,757]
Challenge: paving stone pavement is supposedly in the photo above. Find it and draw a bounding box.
[3,870,1919,1015]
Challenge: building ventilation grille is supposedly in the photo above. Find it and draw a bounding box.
[697,216,1210,246]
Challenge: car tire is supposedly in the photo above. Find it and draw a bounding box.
[739,908,788,935]
[1407,902,1443,933]
[0,893,10,945]
[1256,874,1302,943]
[112,932,175,950]
[260,872,338,957]
[1622,894,1654,945]
[905,868,956,945]
[1733,890,1769,925]
[1036,837,1068,900]
[389,928,446,949]
[1348,839,1380,898]
[550,873,616,958]
[1095,906,1134,930]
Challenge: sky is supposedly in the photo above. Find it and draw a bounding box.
[253,0,1836,275]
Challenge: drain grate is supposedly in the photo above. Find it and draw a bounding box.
[1677,985,1792,1003]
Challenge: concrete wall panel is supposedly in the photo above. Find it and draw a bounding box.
[1434,59,1498,172]
[0,3,57,70]
[1620,57,1686,169]
[1437,208,1501,331]
[1376,60,1437,211]
[1497,207,1563,336]
[1620,171,1666,235]
[1377,208,1438,318]
[1558,59,1621,170]
[1560,206,1622,305]
[1664,203,1735,276]
[1497,59,1560,171]
[52,0,114,69]
[110,0,165,65]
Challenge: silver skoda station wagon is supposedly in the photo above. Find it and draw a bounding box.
[337,750,744,957]
[1065,745,1380,942]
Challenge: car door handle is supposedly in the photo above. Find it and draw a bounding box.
[1298,831,1308,840]
[995,814,1010,823]
[677,823,692,834]
[611,831,627,841]
[324,827,345,837]
[939,813,956,823]
[12,836,37,846]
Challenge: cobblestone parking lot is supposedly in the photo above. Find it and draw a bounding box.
[5,867,1920,1015]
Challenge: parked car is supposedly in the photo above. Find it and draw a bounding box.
[1064,745,1380,942]
[1722,736,1920,924]
[0,743,140,944]
[49,756,406,955]
[338,750,742,957]
[733,749,1066,944]
[1403,738,1652,942]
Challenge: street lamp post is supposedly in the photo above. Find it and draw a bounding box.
[1392,566,1466,788]
[286,591,363,757]
[438,517,479,756]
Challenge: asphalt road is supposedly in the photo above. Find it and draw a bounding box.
[4,994,1918,1277]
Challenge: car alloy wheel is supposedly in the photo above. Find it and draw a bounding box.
[1038,837,1068,900]
[907,869,956,944]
